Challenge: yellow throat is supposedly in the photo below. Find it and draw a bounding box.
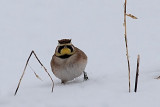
[56,47,75,57]
[61,48,71,55]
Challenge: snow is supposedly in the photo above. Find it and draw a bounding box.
[0,0,160,107]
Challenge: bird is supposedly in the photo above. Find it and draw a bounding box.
[50,39,88,84]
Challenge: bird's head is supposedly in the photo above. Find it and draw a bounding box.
[55,39,75,58]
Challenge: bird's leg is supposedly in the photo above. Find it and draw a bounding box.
[155,76,160,79]
[83,71,88,81]
[61,80,67,84]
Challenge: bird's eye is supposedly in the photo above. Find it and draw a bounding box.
[66,45,74,52]
[58,46,64,53]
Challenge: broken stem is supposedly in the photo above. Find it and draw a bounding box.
[124,0,131,93]
[134,55,140,92]
[14,50,54,95]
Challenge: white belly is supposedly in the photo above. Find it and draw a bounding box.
[53,59,87,82]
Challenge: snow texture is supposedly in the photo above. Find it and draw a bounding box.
[0,0,160,107]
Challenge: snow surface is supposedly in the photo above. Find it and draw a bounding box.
[0,0,160,107]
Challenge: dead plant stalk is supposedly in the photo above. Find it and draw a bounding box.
[134,55,140,92]
[124,0,131,93]
[14,50,54,95]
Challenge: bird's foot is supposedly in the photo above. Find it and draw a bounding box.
[83,71,89,81]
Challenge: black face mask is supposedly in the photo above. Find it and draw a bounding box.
[58,45,74,54]
[58,54,72,59]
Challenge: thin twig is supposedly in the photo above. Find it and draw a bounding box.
[32,51,54,92]
[134,55,140,92]
[14,51,33,95]
[14,50,54,95]
[124,0,131,92]
[126,14,138,19]
[28,64,43,81]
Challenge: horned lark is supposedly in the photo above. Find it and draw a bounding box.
[50,39,88,83]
